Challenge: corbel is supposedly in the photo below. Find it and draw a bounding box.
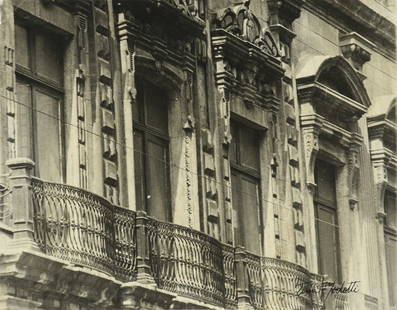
[300,114,324,191]
[347,132,362,210]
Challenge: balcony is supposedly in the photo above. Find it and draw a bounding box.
[1,160,348,309]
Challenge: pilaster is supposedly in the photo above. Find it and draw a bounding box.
[6,158,38,252]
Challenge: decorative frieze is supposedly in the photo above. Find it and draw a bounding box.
[307,0,395,58]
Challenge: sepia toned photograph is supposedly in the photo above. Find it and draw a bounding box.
[0,0,396,309]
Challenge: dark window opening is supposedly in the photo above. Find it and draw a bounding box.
[133,79,171,222]
[318,66,357,101]
[314,159,341,283]
[230,122,262,254]
[15,22,64,182]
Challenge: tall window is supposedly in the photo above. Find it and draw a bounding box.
[384,190,397,308]
[133,80,171,222]
[230,122,262,254]
[314,160,341,282]
[15,23,64,182]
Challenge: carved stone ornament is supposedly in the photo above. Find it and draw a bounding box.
[347,133,362,210]
[340,32,375,75]
[213,0,281,58]
[183,115,195,132]
[300,114,324,190]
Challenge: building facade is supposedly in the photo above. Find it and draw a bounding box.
[0,0,396,309]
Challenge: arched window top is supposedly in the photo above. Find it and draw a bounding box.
[296,55,371,108]
[317,66,358,101]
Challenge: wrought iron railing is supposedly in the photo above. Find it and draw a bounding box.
[31,178,137,280]
[0,184,12,224]
[335,293,349,310]
[222,243,238,308]
[28,178,340,309]
[147,219,227,306]
[262,257,314,310]
[246,252,264,309]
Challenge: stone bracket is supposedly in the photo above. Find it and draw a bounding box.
[300,114,324,189]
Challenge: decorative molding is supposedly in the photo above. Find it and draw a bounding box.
[267,0,304,47]
[4,45,16,159]
[298,82,368,118]
[268,0,304,27]
[211,5,284,118]
[75,13,88,189]
[339,32,375,79]
[347,141,360,211]
[301,114,324,189]
[117,0,205,38]
[305,0,395,59]
[213,1,281,58]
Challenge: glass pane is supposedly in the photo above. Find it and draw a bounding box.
[317,206,340,281]
[315,160,337,205]
[35,32,63,84]
[240,176,261,254]
[15,24,30,68]
[385,234,397,307]
[145,84,168,133]
[240,126,260,171]
[147,139,169,221]
[34,90,62,182]
[133,130,145,210]
[16,81,33,157]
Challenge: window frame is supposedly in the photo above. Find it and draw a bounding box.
[230,121,263,253]
[314,159,342,283]
[133,79,172,222]
[15,21,65,182]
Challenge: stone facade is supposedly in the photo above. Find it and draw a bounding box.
[0,0,395,309]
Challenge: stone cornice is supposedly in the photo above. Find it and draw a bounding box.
[321,119,363,149]
[212,30,283,74]
[305,0,395,59]
[38,0,92,14]
[298,82,368,117]
[117,17,197,74]
[117,0,205,38]
[371,148,397,169]
[368,118,397,148]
